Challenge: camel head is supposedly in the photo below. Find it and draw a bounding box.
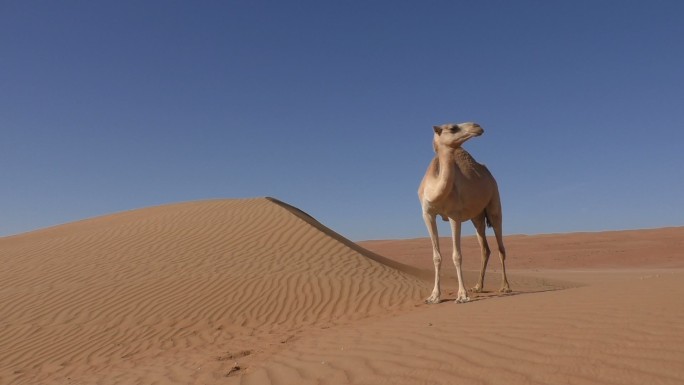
[432,122,484,151]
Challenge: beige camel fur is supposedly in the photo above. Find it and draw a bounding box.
[418,122,510,304]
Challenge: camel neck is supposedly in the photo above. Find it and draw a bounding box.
[424,148,457,202]
[438,147,465,156]
[440,147,481,179]
[436,147,463,164]
[436,147,459,182]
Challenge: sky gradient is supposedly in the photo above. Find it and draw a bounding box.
[2,1,683,240]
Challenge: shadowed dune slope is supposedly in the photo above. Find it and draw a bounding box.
[0,198,425,385]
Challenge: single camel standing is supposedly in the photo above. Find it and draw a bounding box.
[418,122,510,304]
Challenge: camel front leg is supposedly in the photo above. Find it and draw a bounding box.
[423,212,442,304]
[450,218,470,303]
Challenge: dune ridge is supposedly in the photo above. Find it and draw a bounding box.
[0,198,425,385]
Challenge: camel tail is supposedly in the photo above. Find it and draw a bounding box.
[484,210,493,228]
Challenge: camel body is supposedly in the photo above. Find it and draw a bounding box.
[420,148,499,222]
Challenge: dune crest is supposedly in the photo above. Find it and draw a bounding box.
[0,198,425,385]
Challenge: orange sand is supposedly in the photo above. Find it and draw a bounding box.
[1,198,682,384]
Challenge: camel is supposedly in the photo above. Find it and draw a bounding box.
[418,122,510,304]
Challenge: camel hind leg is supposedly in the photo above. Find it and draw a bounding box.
[494,224,511,293]
[471,213,491,293]
[487,199,511,293]
[489,213,511,293]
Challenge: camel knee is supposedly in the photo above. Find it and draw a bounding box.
[432,254,442,265]
[452,253,462,265]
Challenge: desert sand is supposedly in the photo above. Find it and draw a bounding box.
[1,198,682,384]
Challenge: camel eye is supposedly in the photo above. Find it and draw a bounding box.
[450,127,460,132]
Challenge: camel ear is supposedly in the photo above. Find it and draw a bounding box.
[433,126,442,135]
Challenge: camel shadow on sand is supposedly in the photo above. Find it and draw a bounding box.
[437,286,573,304]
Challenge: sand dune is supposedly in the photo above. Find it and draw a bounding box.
[0,198,424,385]
[1,199,682,385]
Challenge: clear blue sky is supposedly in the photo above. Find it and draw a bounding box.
[2,1,683,240]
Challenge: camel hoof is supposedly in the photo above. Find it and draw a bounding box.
[500,287,512,293]
[454,296,470,304]
[471,285,483,293]
[424,296,440,304]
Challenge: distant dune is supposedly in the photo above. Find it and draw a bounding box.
[359,226,684,271]
[1,199,682,385]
